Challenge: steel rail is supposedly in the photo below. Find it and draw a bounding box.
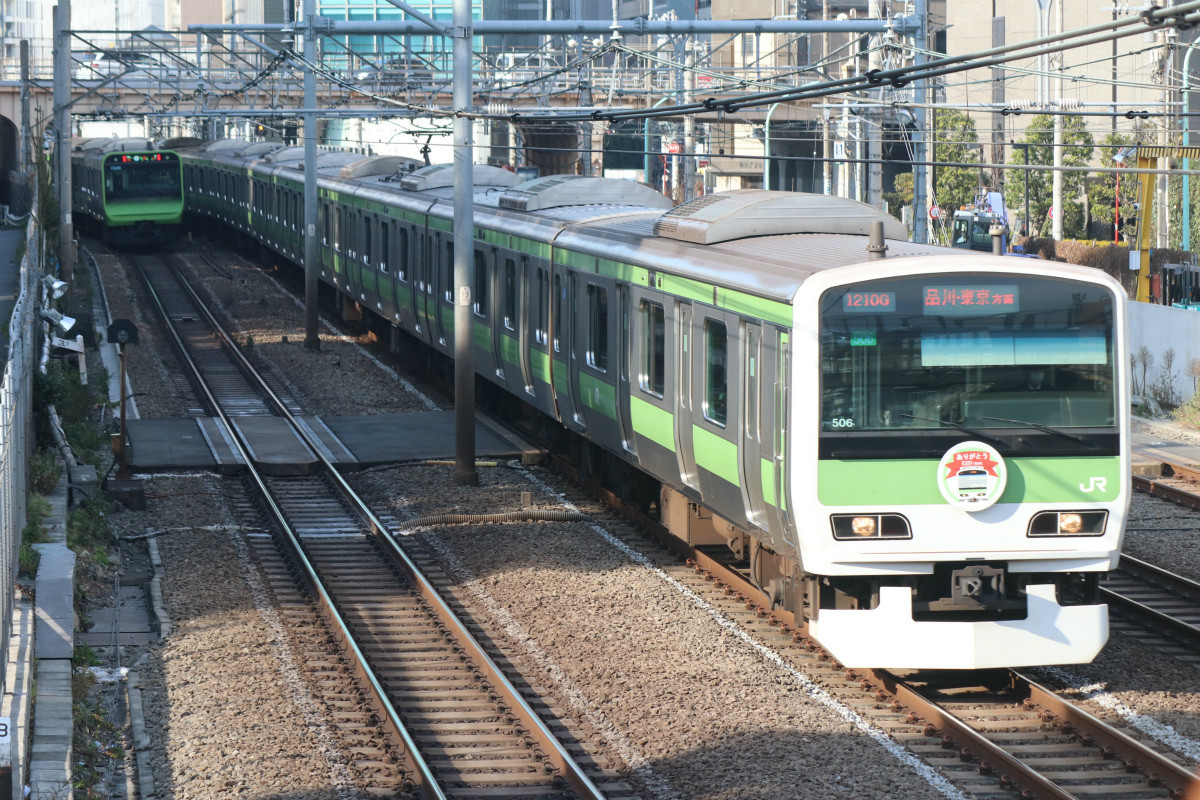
[557,451,1200,799]
[162,256,609,800]
[1132,473,1200,509]
[1102,555,1200,649]
[1014,671,1200,797]
[130,254,448,799]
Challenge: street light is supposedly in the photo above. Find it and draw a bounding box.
[39,307,75,334]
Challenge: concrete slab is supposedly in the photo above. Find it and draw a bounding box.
[228,416,318,475]
[127,411,536,471]
[1131,429,1200,476]
[320,411,523,465]
[32,545,76,660]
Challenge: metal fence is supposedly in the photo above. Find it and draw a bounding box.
[0,213,37,680]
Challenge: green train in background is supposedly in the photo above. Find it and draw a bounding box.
[174,138,1130,670]
[71,137,183,249]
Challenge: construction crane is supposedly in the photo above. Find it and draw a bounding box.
[1126,144,1200,303]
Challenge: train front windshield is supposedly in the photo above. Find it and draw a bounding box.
[103,153,181,201]
[819,274,1118,458]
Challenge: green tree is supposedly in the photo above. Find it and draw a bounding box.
[884,171,913,220]
[1004,114,1095,239]
[931,108,985,229]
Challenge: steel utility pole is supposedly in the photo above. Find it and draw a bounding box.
[303,0,319,350]
[452,0,477,485]
[53,2,74,282]
[911,0,928,242]
[1052,0,1063,241]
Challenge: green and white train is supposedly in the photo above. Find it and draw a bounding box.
[175,139,1130,669]
[71,137,184,248]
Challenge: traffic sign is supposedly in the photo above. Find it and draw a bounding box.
[929,205,941,220]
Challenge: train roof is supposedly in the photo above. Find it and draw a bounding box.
[654,190,906,244]
[558,197,953,303]
[177,140,965,304]
[400,163,521,191]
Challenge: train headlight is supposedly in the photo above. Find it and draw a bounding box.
[831,514,912,540]
[850,516,877,536]
[1058,513,1084,534]
[1027,510,1108,537]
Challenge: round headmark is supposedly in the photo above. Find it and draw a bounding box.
[937,441,1007,511]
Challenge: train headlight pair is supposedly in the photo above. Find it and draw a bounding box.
[1027,510,1108,537]
[831,514,912,540]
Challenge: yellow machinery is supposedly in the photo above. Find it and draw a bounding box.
[1128,145,1200,303]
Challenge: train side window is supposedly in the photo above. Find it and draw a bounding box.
[704,319,727,427]
[587,283,608,372]
[640,300,665,398]
[397,227,408,281]
[363,219,372,264]
[473,250,488,317]
[745,325,759,439]
[535,267,548,345]
[379,223,389,273]
[443,242,454,302]
[335,208,343,252]
[503,258,517,331]
[320,205,329,246]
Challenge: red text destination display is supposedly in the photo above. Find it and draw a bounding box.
[923,285,1019,316]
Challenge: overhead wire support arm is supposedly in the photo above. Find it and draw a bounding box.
[378,0,451,37]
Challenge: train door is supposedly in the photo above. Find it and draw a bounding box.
[616,285,636,458]
[525,259,557,419]
[747,327,791,541]
[495,253,524,393]
[740,323,769,530]
[690,307,748,527]
[358,212,380,312]
[376,217,397,321]
[629,286,680,484]
[674,302,700,491]
[433,233,454,352]
[550,263,585,433]
[472,247,499,380]
[393,224,420,335]
[575,274,622,452]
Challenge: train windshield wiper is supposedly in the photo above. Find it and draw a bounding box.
[895,414,1008,449]
[981,416,1094,445]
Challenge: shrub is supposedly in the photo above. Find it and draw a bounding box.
[67,494,111,555]
[29,449,60,494]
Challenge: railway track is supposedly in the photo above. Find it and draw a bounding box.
[553,457,1200,800]
[130,251,615,799]
[131,243,1200,799]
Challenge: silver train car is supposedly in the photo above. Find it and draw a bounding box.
[177,139,1130,669]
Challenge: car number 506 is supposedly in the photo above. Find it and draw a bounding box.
[830,418,855,428]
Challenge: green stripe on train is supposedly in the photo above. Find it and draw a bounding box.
[529,348,550,385]
[473,321,491,352]
[761,458,775,507]
[499,332,519,364]
[630,396,675,452]
[693,425,740,486]
[578,372,617,418]
[818,456,1123,505]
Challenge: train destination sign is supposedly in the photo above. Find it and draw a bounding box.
[841,290,895,312]
[923,285,1019,316]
